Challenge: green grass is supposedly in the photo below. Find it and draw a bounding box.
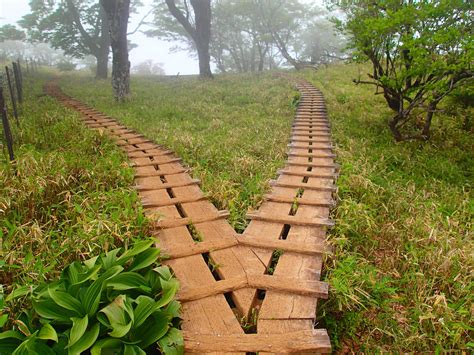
[59,73,298,231]
[300,64,473,352]
[56,66,473,351]
[0,74,149,321]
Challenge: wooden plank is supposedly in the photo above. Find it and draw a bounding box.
[183,329,331,353]
[287,152,336,158]
[246,212,334,228]
[152,210,229,229]
[278,169,337,179]
[177,275,328,302]
[135,178,200,191]
[235,235,328,255]
[263,194,335,207]
[269,180,336,192]
[142,195,207,208]
[131,157,182,167]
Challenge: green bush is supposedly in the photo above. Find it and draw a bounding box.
[0,239,183,354]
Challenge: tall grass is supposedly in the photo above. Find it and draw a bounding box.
[0,74,149,320]
[301,64,473,351]
[58,67,472,351]
[60,73,298,231]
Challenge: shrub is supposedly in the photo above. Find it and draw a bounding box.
[0,239,183,354]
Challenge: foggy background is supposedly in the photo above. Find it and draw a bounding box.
[0,0,323,75]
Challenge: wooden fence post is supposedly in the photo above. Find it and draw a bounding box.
[0,87,15,162]
[12,62,22,103]
[5,66,19,126]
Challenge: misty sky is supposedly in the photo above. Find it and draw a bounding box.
[0,0,323,75]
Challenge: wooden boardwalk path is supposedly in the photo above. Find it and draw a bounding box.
[45,79,337,353]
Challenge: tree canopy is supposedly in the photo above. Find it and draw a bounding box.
[332,0,473,140]
[20,0,111,78]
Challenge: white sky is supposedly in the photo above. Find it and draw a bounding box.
[0,0,197,75]
[0,0,324,75]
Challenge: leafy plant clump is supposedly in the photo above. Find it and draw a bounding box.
[0,239,183,354]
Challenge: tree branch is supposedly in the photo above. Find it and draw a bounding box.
[127,8,153,35]
[165,0,196,40]
[65,0,99,53]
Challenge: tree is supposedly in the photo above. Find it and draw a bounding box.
[211,0,274,73]
[20,0,111,79]
[0,25,26,42]
[254,0,321,70]
[101,0,131,101]
[148,0,213,78]
[332,0,473,141]
[132,60,165,75]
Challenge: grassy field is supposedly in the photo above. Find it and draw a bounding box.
[60,73,298,231]
[301,64,473,352]
[55,65,473,352]
[0,74,149,321]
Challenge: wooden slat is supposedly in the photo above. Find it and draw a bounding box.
[264,194,335,207]
[246,212,334,228]
[134,168,188,177]
[131,157,182,167]
[183,329,331,353]
[235,235,328,255]
[278,169,337,179]
[269,180,336,192]
[142,195,206,207]
[177,274,328,302]
[135,178,200,191]
[287,152,336,158]
[152,210,229,229]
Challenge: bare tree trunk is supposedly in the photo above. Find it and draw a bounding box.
[422,101,440,139]
[165,0,213,79]
[101,0,130,101]
[96,52,109,79]
[95,6,110,79]
[389,114,403,142]
[191,0,212,78]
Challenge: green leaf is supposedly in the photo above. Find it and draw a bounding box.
[136,312,169,348]
[12,331,38,355]
[82,265,123,317]
[100,295,133,338]
[107,272,151,292]
[154,266,173,280]
[0,330,24,341]
[67,315,88,348]
[33,299,76,323]
[123,343,147,355]
[117,239,155,265]
[90,338,123,355]
[6,285,34,302]
[155,278,179,308]
[67,323,99,355]
[158,328,184,355]
[101,248,122,269]
[128,248,160,272]
[133,295,157,328]
[83,256,99,270]
[0,314,8,328]
[47,287,83,316]
[162,300,181,320]
[14,320,31,337]
[38,323,58,343]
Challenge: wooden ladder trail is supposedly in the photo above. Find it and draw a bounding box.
[44,79,337,354]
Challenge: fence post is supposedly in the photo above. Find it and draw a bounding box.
[5,66,19,126]
[0,87,15,162]
[12,62,22,103]
[17,59,23,85]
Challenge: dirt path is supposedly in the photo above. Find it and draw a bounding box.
[44,79,337,353]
